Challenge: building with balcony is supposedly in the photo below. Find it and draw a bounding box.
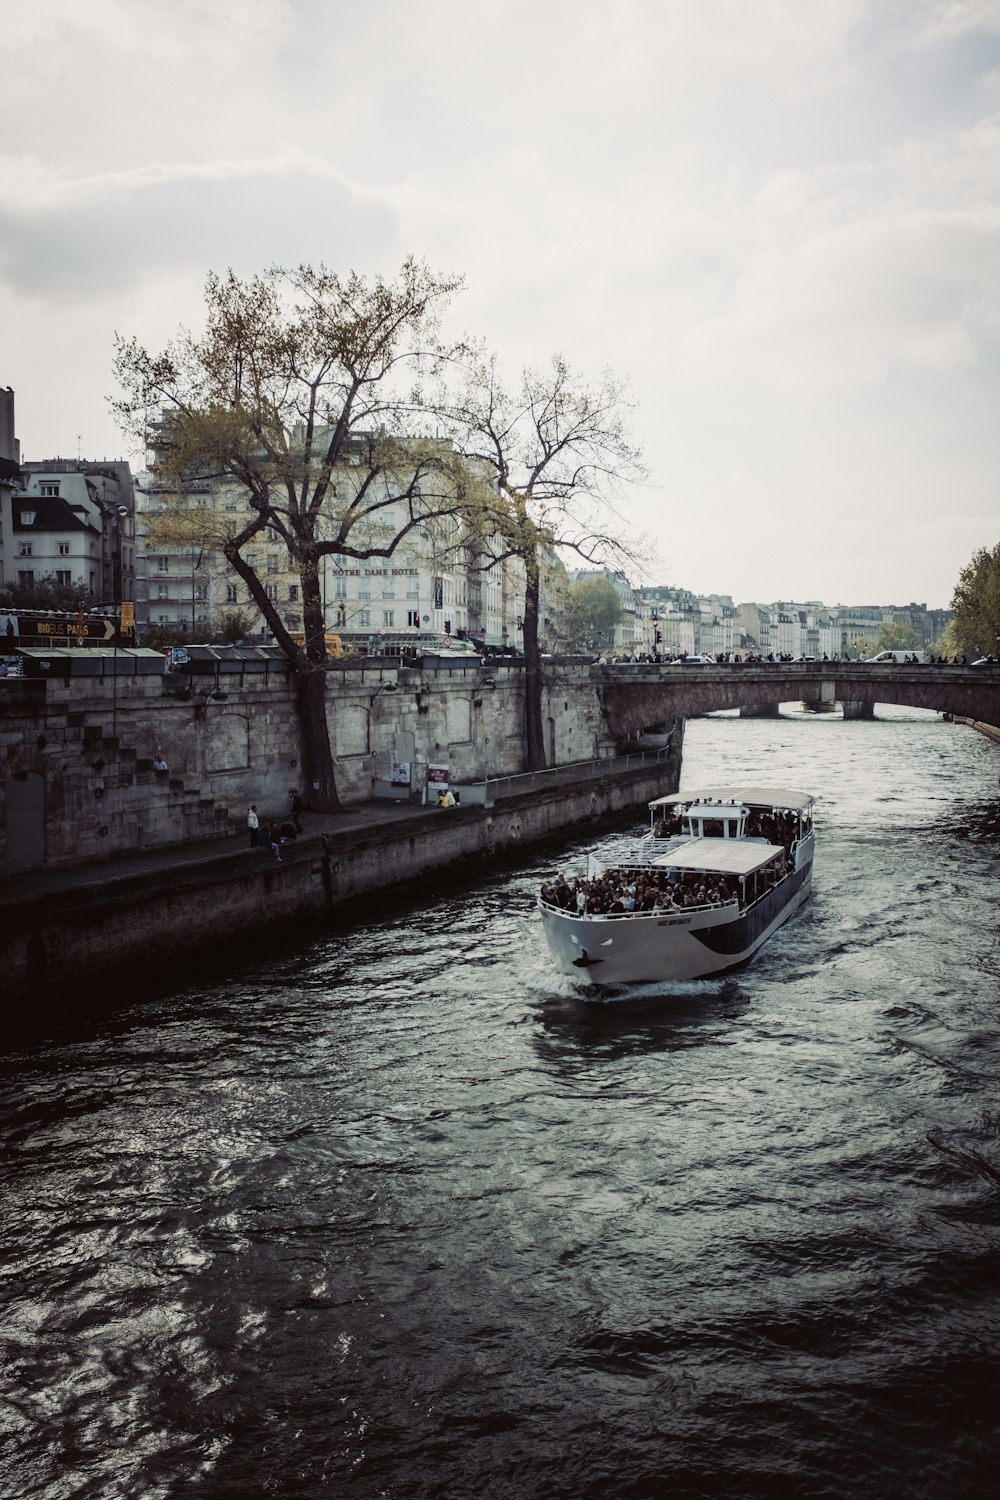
[137,436,530,650]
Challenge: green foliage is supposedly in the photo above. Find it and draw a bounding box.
[876,621,920,651]
[142,623,192,653]
[950,541,1000,655]
[0,575,94,612]
[560,575,624,648]
[215,608,258,644]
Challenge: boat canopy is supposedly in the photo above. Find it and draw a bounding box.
[649,786,814,813]
[652,838,784,877]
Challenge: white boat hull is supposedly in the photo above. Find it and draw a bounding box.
[539,858,813,986]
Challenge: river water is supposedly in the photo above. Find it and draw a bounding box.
[3,707,1000,1500]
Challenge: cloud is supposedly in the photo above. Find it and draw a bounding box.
[0,153,398,298]
[3,0,999,606]
[5,0,293,61]
[681,200,999,390]
[908,0,1000,44]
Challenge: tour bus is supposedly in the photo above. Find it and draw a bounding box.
[289,628,481,661]
[288,631,348,657]
[373,630,480,661]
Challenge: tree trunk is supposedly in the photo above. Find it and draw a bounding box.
[295,663,343,812]
[297,553,342,811]
[522,556,545,771]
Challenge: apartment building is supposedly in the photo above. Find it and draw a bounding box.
[138,438,529,650]
[14,461,136,605]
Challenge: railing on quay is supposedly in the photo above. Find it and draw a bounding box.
[454,745,673,807]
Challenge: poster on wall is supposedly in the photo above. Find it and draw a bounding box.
[426,763,449,793]
[390,760,411,787]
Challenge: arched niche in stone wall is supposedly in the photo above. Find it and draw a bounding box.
[204,713,250,772]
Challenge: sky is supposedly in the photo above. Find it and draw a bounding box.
[2,0,999,609]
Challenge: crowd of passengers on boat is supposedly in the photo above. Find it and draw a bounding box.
[540,855,792,919]
[539,800,812,919]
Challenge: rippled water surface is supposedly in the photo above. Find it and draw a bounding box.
[3,709,1000,1499]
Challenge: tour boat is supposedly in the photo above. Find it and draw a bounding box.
[538,786,815,985]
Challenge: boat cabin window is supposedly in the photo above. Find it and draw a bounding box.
[683,802,748,839]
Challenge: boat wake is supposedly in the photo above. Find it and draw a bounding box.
[570,975,744,1006]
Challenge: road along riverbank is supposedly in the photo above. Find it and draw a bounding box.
[0,748,681,1005]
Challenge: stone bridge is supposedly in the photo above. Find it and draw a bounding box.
[595,661,1000,738]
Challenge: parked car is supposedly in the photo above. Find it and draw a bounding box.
[864,650,927,663]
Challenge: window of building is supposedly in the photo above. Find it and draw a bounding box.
[288,585,298,602]
[56,570,72,586]
[285,614,300,629]
[58,542,70,556]
[40,482,60,497]
[18,542,32,556]
[334,575,347,599]
[157,556,169,571]
[406,576,419,597]
[195,585,208,601]
[358,610,371,628]
[226,585,238,603]
[265,583,277,601]
[383,579,395,598]
[158,585,169,598]
[406,610,420,628]
[382,609,395,627]
[359,585,371,602]
[18,570,34,586]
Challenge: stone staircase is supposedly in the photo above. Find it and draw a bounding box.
[53,711,235,863]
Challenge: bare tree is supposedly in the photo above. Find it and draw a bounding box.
[113,258,466,811]
[443,348,647,769]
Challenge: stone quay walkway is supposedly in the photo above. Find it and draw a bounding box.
[0,800,456,919]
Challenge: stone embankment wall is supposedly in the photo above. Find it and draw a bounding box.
[956,718,1000,747]
[0,661,617,875]
[1,752,682,1003]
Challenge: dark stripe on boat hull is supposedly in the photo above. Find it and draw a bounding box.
[691,865,811,956]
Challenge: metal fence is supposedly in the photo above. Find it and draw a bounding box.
[457,745,673,806]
